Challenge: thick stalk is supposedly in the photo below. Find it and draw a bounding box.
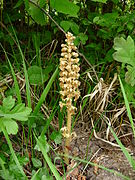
[64,109,72,164]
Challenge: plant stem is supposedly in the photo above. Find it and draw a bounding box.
[2,124,27,178]
[64,109,72,164]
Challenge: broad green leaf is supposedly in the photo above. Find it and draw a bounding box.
[28,65,49,85]
[50,0,80,17]
[91,0,107,3]
[0,96,32,134]
[71,23,79,35]
[28,2,46,25]
[3,106,32,121]
[3,96,15,111]
[60,21,71,32]
[2,118,18,135]
[113,36,135,66]
[60,21,79,34]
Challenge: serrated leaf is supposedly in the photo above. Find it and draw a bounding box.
[0,96,32,134]
[28,2,46,25]
[3,96,15,111]
[2,118,18,135]
[3,107,32,121]
[113,36,135,66]
[50,0,80,17]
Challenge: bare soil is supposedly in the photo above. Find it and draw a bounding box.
[67,127,135,180]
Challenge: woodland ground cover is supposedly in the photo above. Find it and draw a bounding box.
[0,0,135,179]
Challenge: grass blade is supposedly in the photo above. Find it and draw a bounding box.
[33,67,59,115]
[0,44,22,103]
[119,76,135,138]
[34,134,62,180]
[2,124,27,178]
[110,126,135,170]
[8,17,31,108]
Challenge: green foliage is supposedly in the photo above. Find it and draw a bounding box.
[0,96,32,134]
[50,131,62,145]
[50,0,80,17]
[29,2,46,25]
[92,0,107,3]
[113,36,135,86]
[1,0,135,179]
[28,65,50,85]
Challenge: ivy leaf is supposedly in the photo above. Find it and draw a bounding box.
[113,36,135,66]
[50,0,80,17]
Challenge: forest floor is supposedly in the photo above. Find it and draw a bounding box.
[62,126,135,180]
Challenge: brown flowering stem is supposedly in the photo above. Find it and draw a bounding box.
[64,109,72,164]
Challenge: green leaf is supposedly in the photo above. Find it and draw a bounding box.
[39,0,46,8]
[60,21,71,32]
[4,106,32,121]
[91,0,107,3]
[3,96,15,111]
[28,2,46,25]
[35,135,49,153]
[50,0,80,17]
[125,66,135,86]
[60,21,79,34]
[0,96,32,134]
[32,158,42,168]
[50,131,62,145]
[78,33,88,45]
[113,36,135,66]
[28,66,49,85]
[2,118,18,135]
[14,0,23,8]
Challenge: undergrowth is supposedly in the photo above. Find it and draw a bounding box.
[0,0,135,179]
